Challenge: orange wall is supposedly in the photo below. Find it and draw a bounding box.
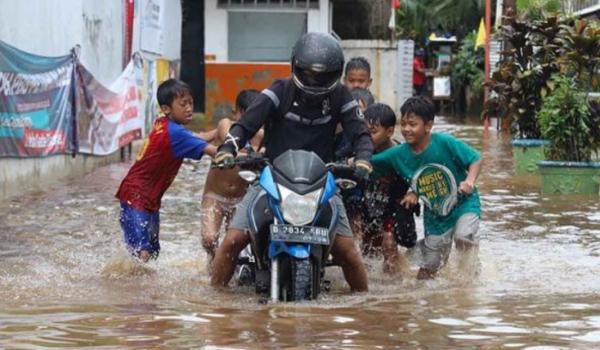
[205,62,291,126]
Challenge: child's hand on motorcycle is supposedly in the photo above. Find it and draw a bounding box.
[400,191,419,209]
[213,151,235,169]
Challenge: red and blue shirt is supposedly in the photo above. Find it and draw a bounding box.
[116,116,207,212]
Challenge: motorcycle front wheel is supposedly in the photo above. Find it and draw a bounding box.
[279,256,315,301]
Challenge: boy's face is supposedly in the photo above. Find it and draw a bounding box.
[161,92,194,124]
[400,112,432,145]
[368,121,394,151]
[344,69,372,90]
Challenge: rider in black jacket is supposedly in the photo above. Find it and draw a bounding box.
[211,32,373,292]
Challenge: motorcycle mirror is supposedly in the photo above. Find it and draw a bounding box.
[239,170,258,183]
[335,178,357,190]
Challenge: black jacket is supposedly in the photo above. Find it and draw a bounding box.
[219,78,373,163]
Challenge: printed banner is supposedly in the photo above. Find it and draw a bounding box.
[76,60,143,155]
[0,40,76,157]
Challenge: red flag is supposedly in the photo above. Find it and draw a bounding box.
[391,0,401,9]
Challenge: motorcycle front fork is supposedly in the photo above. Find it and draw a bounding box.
[270,217,280,302]
[270,256,279,302]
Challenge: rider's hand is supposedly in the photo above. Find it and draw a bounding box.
[214,151,235,169]
[400,191,419,209]
[354,160,373,180]
[458,180,474,195]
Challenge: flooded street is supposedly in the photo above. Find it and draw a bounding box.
[1,117,599,349]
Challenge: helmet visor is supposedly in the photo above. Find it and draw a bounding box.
[295,67,340,87]
[293,68,340,95]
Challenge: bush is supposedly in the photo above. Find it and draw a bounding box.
[451,32,485,97]
[485,15,563,138]
[537,75,593,162]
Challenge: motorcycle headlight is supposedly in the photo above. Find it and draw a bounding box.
[278,185,321,226]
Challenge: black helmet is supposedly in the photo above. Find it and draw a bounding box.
[291,32,344,97]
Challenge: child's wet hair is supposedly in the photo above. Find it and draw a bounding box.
[365,103,396,128]
[350,87,375,107]
[344,57,371,77]
[235,89,260,113]
[400,96,435,123]
[157,79,193,107]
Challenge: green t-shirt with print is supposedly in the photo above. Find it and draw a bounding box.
[371,132,481,235]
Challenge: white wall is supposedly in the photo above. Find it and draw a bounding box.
[159,1,182,60]
[0,0,124,86]
[205,0,331,62]
[307,0,331,34]
[131,0,182,61]
[341,40,400,111]
[205,0,229,62]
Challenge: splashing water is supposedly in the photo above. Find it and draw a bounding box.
[0,116,599,349]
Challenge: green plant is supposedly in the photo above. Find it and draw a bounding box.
[537,74,594,162]
[394,0,484,42]
[556,19,600,91]
[485,15,563,138]
[451,32,485,97]
[516,0,563,20]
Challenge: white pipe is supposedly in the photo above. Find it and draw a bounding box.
[495,0,504,28]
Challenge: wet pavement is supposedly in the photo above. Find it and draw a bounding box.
[1,117,599,349]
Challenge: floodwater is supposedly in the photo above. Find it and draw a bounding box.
[1,117,599,349]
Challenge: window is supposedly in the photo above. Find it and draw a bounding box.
[218,0,319,9]
[228,12,307,61]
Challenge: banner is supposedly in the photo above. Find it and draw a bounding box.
[76,60,143,155]
[0,40,76,157]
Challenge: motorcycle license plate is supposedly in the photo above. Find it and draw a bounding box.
[270,224,330,245]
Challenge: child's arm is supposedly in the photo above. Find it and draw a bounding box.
[216,118,233,145]
[400,190,418,209]
[195,129,218,144]
[203,144,217,158]
[458,159,482,195]
[250,128,264,152]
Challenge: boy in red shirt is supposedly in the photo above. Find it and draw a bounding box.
[413,48,427,96]
[116,79,217,262]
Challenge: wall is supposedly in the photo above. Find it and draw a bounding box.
[205,0,228,62]
[1,152,121,200]
[0,0,125,86]
[205,0,331,62]
[0,0,182,200]
[341,40,400,111]
[205,62,291,125]
[131,0,182,61]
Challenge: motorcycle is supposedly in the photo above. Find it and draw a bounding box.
[221,149,357,302]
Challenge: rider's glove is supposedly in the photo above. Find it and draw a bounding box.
[354,159,373,180]
[214,151,235,169]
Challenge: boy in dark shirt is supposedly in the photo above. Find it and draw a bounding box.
[358,103,418,274]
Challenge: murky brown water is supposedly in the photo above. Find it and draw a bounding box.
[1,117,599,349]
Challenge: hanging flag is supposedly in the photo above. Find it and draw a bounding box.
[475,18,486,49]
[388,0,401,30]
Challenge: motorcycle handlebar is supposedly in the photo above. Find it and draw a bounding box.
[210,152,269,170]
[326,162,361,182]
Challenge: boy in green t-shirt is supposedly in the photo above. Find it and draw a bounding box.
[371,96,482,279]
